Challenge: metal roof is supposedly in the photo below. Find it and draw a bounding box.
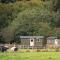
[47,37,57,39]
[20,36,44,39]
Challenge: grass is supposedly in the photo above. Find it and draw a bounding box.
[0,51,60,60]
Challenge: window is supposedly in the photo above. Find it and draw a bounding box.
[37,39,41,42]
[30,38,34,42]
[48,39,54,44]
[31,40,33,42]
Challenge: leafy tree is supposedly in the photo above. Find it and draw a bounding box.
[0,35,5,44]
[0,0,16,3]
[0,0,60,44]
[53,0,60,11]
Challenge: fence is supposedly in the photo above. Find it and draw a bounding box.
[0,44,60,49]
[18,45,43,49]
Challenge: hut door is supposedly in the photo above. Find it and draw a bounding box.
[30,38,34,46]
[55,39,58,45]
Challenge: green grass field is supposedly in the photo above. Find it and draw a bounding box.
[0,51,60,60]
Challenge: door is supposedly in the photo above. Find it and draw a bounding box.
[30,38,34,46]
[55,39,58,45]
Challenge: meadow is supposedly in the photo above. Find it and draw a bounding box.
[0,51,60,60]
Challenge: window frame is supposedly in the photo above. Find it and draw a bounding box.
[37,38,42,42]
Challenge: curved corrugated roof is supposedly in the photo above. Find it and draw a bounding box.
[20,36,44,39]
[47,37,57,39]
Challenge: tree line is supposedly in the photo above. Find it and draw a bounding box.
[0,0,60,44]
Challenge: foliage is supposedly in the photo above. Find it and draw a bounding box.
[0,0,16,3]
[0,35,5,43]
[53,0,60,11]
[0,0,60,43]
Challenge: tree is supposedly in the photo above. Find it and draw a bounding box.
[0,34,5,44]
[53,0,60,11]
[0,0,16,3]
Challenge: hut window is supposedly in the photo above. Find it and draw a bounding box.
[47,39,55,44]
[37,39,41,42]
[31,40,33,42]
